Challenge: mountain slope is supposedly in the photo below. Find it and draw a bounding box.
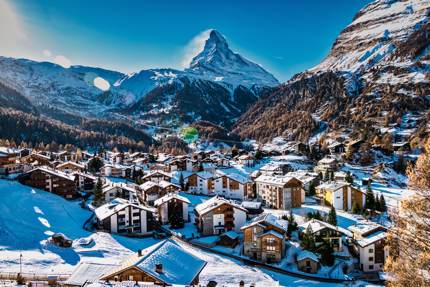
[234,0,430,143]
[0,30,278,129]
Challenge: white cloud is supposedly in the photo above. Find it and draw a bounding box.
[93,77,110,91]
[54,55,72,68]
[42,49,52,58]
[0,0,28,57]
[180,29,212,69]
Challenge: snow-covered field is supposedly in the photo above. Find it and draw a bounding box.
[0,180,348,286]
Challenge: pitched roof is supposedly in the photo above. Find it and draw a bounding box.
[101,239,207,285]
[299,219,352,237]
[27,166,75,181]
[297,250,320,262]
[258,230,284,239]
[241,213,288,233]
[195,196,247,216]
[153,193,190,207]
[95,198,153,221]
[254,174,298,187]
[65,262,119,286]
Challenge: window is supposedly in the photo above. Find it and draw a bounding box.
[369,257,374,261]
[369,248,374,253]
[266,238,275,244]
[267,246,276,251]
[368,265,374,270]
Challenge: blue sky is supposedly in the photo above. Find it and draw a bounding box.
[1,0,371,81]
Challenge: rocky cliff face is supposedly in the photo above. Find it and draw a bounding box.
[234,0,430,143]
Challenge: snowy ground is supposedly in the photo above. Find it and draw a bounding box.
[0,180,351,286]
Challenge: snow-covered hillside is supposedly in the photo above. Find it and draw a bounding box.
[311,0,429,73]
[0,29,278,125]
[0,179,347,286]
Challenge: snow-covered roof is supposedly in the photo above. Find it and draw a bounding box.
[57,161,85,169]
[27,166,75,181]
[299,219,352,237]
[101,239,207,285]
[297,250,320,262]
[102,182,137,194]
[195,196,246,216]
[318,156,337,165]
[221,230,239,240]
[158,180,179,189]
[316,181,349,191]
[142,170,172,179]
[95,198,153,220]
[242,213,288,233]
[65,262,119,286]
[255,174,298,187]
[153,193,190,207]
[139,181,159,191]
[356,230,387,248]
[241,201,262,210]
[216,170,250,184]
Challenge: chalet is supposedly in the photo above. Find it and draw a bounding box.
[100,239,207,285]
[237,154,255,167]
[52,150,73,161]
[316,182,366,211]
[213,171,252,200]
[287,170,320,193]
[185,171,214,195]
[94,198,155,235]
[299,219,351,252]
[165,156,188,172]
[141,170,172,183]
[18,167,77,199]
[314,156,338,179]
[21,153,52,168]
[153,193,190,225]
[348,223,389,272]
[102,183,138,203]
[255,175,304,209]
[74,172,96,192]
[259,162,290,175]
[101,164,123,177]
[194,196,247,236]
[328,141,345,154]
[56,161,85,173]
[0,147,20,174]
[241,213,288,263]
[218,230,240,248]
[139,180,180,205]
[241,201,264,218]
[297,251,320,273]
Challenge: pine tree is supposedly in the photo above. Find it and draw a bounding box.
[93,177,104,207]
[380,194,387,212]
[385,137,430,286]
[318,241,335,266]
[308,182,316,196]
[327,206,337,226]
[375,194,381,211]
[365,186,375,210]
[179,173,185,191]
[301,225,316,252]
[287,209,298,235]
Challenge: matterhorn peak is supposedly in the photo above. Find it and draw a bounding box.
[186,29,279,87]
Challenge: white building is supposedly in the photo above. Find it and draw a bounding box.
[348,223,389,272]
[94,198,155,235]
[194,196,247,236]
[154,193,190,225]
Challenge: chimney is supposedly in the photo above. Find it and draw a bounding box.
[137,249,142,257]
[155,263,163,274]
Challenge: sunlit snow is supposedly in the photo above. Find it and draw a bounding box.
[93,76,110,91]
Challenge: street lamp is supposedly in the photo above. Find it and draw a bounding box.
[19,253,23,274]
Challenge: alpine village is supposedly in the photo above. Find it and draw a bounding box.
[0,0,429,287]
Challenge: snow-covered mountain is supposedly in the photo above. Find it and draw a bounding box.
[186,29,279,88]
[0,29,278,126]
[234,0,430,142]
